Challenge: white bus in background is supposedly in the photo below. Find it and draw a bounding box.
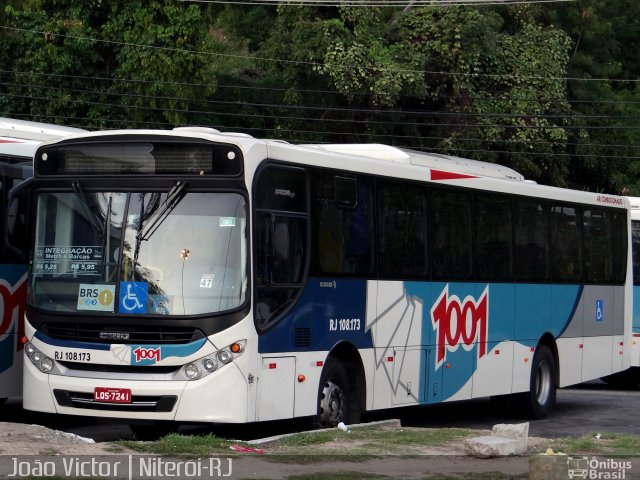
[20,128,632,438]
[0,117,84,403]
[630,197,640,378]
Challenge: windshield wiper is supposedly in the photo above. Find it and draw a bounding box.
[136,181,187,243]
[131,181,187,276]
[72,181,104,235]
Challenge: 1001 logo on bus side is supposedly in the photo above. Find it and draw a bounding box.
[430,285,488,369]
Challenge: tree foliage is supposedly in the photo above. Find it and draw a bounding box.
[1,0,638,192]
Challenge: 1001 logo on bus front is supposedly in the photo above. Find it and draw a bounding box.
[132,347,161,363]
[430,285,489,369]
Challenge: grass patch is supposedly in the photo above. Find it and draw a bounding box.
[427,474,529,480]
[117,432,237,456]
[286,473,390,480]
[266,426,474,456]
[115,426,474,458]
[553,432,640,456]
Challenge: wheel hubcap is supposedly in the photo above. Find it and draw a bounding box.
[536,359,551,406]
[320,379,345,426]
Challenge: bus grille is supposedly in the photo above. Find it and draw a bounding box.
[59,361,181,374]
[42,323,204,345]
[53,390,177,412]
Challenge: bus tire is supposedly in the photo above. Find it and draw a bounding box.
[519,345,556,419]
[316,357,351,428]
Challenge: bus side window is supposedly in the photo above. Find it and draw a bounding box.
[475,193,513,281]
[5,177,31,262]
[377,181,428,278]
[582,208,612,283]
[632,221,640,285]
[551,204,582,282]
[514,200,549,282]
[430,188,473,280]
[313,172,374,276]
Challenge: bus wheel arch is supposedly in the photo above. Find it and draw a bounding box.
[519,334,558,419]
[316,342,365,427]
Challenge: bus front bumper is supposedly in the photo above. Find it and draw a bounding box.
[23,358,249,423]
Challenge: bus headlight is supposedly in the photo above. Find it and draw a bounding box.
[31,351,43,364]
[217,350,233,365]
[40,357,54,373]
[25,344,56,373]
[180,340,247,381]
[184,363,201,380]
[203,358,218,372]
[25,343,36,356]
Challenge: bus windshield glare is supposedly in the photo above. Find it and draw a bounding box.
[29,190,247,316]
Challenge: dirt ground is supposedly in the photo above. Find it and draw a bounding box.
[0,421,562,479]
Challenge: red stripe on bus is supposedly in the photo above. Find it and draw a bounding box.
[430,169,478,181]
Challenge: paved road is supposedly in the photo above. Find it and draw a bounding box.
[395,382,640,438]
[0,381,638,442]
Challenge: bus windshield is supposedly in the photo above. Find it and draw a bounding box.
[29,190,247,316]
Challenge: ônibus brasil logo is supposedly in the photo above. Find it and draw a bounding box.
[430,285,489,370]
[132,347,161,363]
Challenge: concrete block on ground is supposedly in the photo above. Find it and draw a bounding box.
[464,422,529,458]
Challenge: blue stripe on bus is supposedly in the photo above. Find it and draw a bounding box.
[0,325,15,374]
[0,264,27,286]
[258,279,372,353]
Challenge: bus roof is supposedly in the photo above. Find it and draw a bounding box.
[303,143,525,182]
[0,118,86,160]
[0,117,85,142]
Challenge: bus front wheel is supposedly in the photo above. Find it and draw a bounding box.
[316,357,351,428]
[519,345,557,419]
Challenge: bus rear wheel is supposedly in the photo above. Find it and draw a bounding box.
[316,357,351,428]
[519,345,557,419]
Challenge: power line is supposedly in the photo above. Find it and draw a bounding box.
[4,90,638,132]
[7,79,640,122]
[6,68,640,107]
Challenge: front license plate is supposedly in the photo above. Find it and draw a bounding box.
[93,387,132,404]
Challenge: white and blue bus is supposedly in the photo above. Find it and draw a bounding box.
[0,117,84,403]
[21,128,632,435]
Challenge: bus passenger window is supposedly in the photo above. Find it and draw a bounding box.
[551,205,582,282]
[475,194,513,281]
[313,172,373,276]
[514,200,549,282]
[377,182,428,278]
[430,189,472,280]
[582,208,612,283]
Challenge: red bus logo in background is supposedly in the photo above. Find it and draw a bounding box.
[0,275,28,351]
[431,285,489,369]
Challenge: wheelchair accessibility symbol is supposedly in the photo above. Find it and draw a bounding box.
[119,282,148,314]
[596,300,604,322]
